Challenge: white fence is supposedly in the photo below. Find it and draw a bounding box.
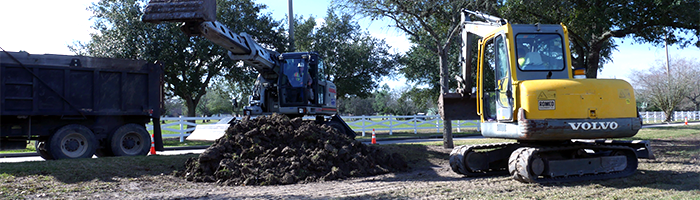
[343,115,479,137]
[147,115,480,142]
[640,111,700,123]
[147,116,226,142]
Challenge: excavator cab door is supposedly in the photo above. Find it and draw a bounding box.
[480,33,514,122]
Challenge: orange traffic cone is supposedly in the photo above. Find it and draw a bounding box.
[149,134,157,155]
[371,129,377,144]
[685,117,688,125]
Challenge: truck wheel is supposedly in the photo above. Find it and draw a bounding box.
[110,124,150,157]
[35,141,54,160]
[48,124,98,159]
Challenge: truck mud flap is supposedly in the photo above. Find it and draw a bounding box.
[142,0,217,23]
[439,93,479,120]
[152,118,165,151]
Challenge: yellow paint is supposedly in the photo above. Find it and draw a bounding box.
[474,23,637,122]
[518,79,637,119]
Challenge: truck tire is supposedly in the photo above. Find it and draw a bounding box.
[110,124,151,157]
[35,141,54,160]
[48,124,98,159]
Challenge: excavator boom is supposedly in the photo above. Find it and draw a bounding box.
[142,0,279,72]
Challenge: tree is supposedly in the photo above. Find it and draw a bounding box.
[293,10,398,98]
[630,57,697,122]
[196,80,235,116]
[335,0,497,148]
[72,0,286,118]
[372,85,392,115]
[683,60,700,111]
[401,87,436,114]
[338,95,375,116]
[500,0,700,78]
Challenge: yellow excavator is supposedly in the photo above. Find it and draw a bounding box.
[441,10,654,183]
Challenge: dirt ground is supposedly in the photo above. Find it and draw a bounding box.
[4,134,699,199]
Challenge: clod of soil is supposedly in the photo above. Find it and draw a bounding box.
[179,113,407,186]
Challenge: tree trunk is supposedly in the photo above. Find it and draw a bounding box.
[664,110,674,122]
[185,98,198,131]
[585,45,602,78]
[438,47,454,149]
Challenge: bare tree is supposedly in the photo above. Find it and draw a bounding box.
[683,62,700,111]
[631,57,698,122]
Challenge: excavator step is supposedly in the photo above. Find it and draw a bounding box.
[142,0,217,23]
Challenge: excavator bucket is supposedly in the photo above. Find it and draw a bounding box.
[439,93,479,120]
[142,0,216,23]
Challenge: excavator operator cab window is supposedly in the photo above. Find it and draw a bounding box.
[282,58,312,105]
[516,34,566,71]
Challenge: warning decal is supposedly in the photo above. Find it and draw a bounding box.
[537,90,556,100]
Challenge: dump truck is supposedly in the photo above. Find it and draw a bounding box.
[141,0,356,140]
[442,10,653,183]
[0,50,164,160]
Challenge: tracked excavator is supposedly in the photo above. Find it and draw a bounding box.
[141,0,355,139]
[442,10,654,183]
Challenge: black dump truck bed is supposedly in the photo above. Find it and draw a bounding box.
[1,51,164,159]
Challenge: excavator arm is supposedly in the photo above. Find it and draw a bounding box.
[142,0,280,72]
[440,9,504,121]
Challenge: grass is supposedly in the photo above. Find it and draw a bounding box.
[630,125,700,140]
[162,138,213,147]
[0,154,197,198]
[0,154,195,183]
[0,138,213,154]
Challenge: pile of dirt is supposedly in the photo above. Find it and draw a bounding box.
[178,114,407,186]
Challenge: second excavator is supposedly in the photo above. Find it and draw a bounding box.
[441,10,654,183]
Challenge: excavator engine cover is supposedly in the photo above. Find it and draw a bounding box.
[142,0,216,23]
[440,93,479,120]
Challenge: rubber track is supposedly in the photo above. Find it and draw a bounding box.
[508,144,638,183]
[449,142,519,177]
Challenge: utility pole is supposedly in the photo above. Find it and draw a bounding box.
[288,0,295,52]
[665,29,670,75]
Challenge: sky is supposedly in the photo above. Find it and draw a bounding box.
[1,0,698,87]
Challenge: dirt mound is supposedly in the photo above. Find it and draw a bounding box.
[179,113,407,186]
